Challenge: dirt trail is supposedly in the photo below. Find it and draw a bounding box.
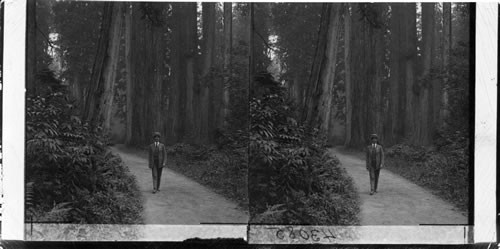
[329,147,468,225]
[111,145,248,225]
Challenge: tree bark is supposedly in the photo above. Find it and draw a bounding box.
[440,2,452,128]
[185,3,198,142]
[82,2,114,127]
[151,3,168,137]
[345,3,384,148]
[350,4,367,148]
[100,2,123,133]
[129,3,148,145]
[169,3,197,143]
[168,3,182,143]
[442,3,452,69]
[416,2,435,145]
[302,3,329,124]
[315,4,342,135]
[303,3,342,135]
[432,4,442,133]
[124,3,133,145]
[200,3,216,143]
[26,0,37,96]
[249,3,254,98]
[344,4,352,146]
[222,2,233,127]
[386,3,406,146]
[373,4,386,143]
[403,3,418,144]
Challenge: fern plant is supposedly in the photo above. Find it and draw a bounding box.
[249,72,359,225]
[25,71,142,224]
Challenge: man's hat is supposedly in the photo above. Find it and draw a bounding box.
[153,132,161,138]
[370,134,378,139]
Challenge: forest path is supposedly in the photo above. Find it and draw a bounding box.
[329,147,468,225]
[111,145,248,225]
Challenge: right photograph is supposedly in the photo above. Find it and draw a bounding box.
[249,2,471,225]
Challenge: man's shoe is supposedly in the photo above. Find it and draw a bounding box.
[369,191,374,195]
[152,189,157,194]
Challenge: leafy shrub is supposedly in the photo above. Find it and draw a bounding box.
[26,82,142,224]
[249,72,359,225]
[385,141,469,212]
[166,142,248,209]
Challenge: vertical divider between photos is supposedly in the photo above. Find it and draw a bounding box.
[2,0,27,240]
[474,2,497,244]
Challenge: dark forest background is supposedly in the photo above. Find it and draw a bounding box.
[249,3,471,224]
[25,1,250,223]
[253,3,470,147]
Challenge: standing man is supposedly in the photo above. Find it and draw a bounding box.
[149,132,167,194]
[366,134,384,195]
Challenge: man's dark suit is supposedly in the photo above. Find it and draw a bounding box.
[148,142,167,191]
[366,143,384,192]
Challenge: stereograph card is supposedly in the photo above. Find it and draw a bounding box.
[0,0,497,246]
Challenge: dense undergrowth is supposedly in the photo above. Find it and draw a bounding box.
[26,78,142,224]
[166,141,249,209]
[249,73,359,225]
[385,130,470,213]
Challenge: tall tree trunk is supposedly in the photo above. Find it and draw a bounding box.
[185,3,198,143]
[302,4,329,123]
[350,3,367,148]
[168,3,182,143]
[100,2,123,133]
[82,2,114,127]
[222,2,233,127]
[416,2,435,145]
[315,4,342,135]
[26,0,36,96]
[398,3,418,143]
[373,4,386,143]
[303,3,342,135]
[440,2,452,128]
[124,3,133,145]
[151,3,168,138]
[201,3,216,143]
[129,3,148,145]
[387,4,401,146]
[432,4,442,134]
[344,4,352,146]
[346,3,383,148]
[169,3,197,143]
[403,3,418,144]
[249,3,254,94]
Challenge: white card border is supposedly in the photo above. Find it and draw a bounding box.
[474,1,497,243]
[2,0,26,241]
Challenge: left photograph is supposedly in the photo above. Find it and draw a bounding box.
[25,0,249,229]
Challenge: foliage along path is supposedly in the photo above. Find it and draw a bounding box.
[329,147,468,225]
[111,145,248,224]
